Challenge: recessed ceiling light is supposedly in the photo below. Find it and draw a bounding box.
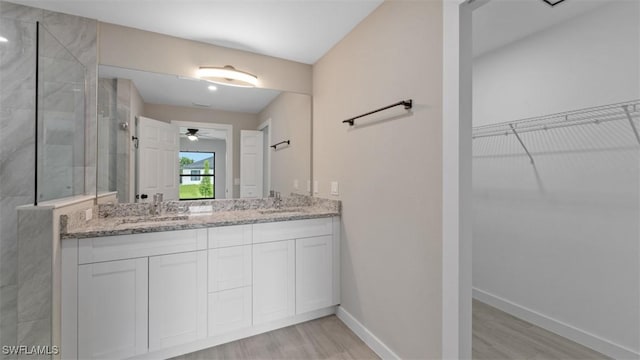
[0,36,8,43]
[208,85,217,91]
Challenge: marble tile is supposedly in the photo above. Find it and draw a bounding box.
[0,1,42,23]
[17,318,50,360]
[0,109,35,182]
[17,209,52,324]
[0,284,17,359]
[0,18,36,111]
[0,196,31,287]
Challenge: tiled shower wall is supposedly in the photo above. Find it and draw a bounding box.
[0,2,96,356]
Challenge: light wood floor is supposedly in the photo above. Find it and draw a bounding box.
[171,315,380,360]
[473,299,610,360]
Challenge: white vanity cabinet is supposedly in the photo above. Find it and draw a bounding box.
[207,225,253,335]
[148,251,207,350]
[77,258,148,360]
[62,217,340,360]
[296,235,333,314]
[252,240,296,324]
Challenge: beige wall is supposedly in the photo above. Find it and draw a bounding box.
[312,1,443,358]
[98,22,313,94]
[144,103,259,198]
[258,92,311,196]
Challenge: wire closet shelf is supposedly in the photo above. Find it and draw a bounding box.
[472,100,640,142]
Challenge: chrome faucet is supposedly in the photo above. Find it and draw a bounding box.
[274,191,282,209]
[150,193,163,216]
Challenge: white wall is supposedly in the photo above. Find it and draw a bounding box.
[179,138,227,199]
[313,1,443,358]
[473,1,640,126]
[472,2,640,357]
[258,92,311,197]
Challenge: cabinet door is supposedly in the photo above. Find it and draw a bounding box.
[149,251,207,350]
[253,240,295,324]
[78,258,148,359]
[296,235,333,314]
[208,287,252,336]
[209,245,252,292]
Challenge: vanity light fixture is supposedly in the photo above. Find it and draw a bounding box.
[197,65,258,88]
[0,36,8,43]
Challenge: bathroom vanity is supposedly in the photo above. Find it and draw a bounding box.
[59,198,340,359]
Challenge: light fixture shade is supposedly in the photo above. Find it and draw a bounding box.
[197,65,258,88]
[187,134,198,141]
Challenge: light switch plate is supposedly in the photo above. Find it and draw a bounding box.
[313,180,319,194]
[293,179,299,190]
[330,181,339,196]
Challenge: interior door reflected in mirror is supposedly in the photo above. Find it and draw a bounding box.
[97,65,311,202]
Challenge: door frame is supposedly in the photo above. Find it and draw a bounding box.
[257,118,272,197]
[442,0,489,358]
[171,121,233,199]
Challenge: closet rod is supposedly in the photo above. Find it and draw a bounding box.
[472,100,640,139]
[342,99,412,126]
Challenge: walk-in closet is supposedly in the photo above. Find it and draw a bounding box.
[471,1,639,359]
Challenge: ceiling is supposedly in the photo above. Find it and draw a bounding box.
[178,127,227,141]
[10,0,383,65]
[100,65,282,113]
[473,0,611,58]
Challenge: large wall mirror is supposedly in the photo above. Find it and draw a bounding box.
[97,65,311,202]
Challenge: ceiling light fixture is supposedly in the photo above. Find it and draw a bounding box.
[208,85,217,91]
[197,65,258,88]
[186,128,199,141]
[0,36,8,43]
[542,0,566,6]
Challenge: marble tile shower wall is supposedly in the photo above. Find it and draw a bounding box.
[0,2,97,356]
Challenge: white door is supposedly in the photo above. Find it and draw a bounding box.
[240,130,263,198]
[137,116,179,201]
[149,251,207,350]
[78,258,148,359]
[252,240,295,325]
[296,235,333,314]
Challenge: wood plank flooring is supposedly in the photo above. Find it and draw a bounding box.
[171,315,380,360]
[473,299,611,360]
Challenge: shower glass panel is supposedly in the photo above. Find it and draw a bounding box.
[36,23,86,204]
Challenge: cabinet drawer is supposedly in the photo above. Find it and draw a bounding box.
[208,225,252,249]
[79,229,207,264]
[208,287,252,336]
[208,246,252,292]
[253,218,332,244]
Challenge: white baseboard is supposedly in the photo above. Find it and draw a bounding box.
[336,306,400,360]
[473,288,640,360]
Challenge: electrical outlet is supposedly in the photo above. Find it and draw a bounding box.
[85,208,93,221]
[330,181,339,196]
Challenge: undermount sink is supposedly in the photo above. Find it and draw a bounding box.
[117,215,189,224]
[258,207,307,215]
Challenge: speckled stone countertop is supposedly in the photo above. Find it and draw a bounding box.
[60,195,340,239]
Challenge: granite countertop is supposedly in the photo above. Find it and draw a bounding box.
[60,196,340,239]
